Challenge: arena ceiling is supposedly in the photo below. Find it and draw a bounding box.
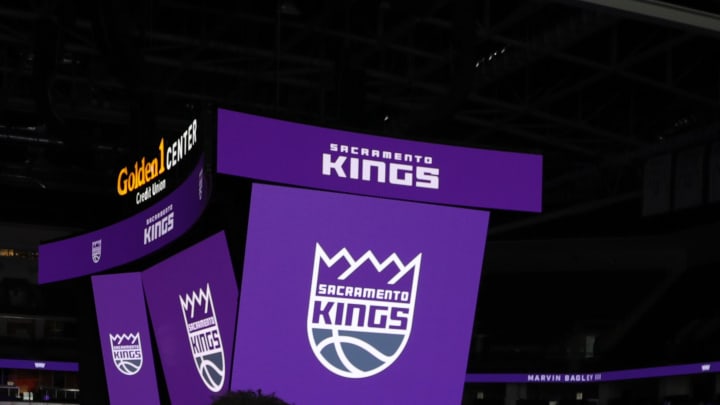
[0,0,720,234]
[2,0,720,368]
[0,0,719,234]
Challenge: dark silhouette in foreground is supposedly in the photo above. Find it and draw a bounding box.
[210,389,292,405]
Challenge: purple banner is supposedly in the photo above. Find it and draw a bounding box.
[39,155,209,284]
[216,109,542,212]
[0,359,78,372]
[466,361,720,383]
[92,273,161,405]
[142,231,238,405]
[231,184,489,405]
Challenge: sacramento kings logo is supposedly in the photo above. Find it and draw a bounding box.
[109,333,143,376]
[179,283,225,392]
[91,239,102,263]
[307,243,421,379]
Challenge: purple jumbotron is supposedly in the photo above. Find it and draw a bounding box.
[231,184,489,405]
[142,231,238,405]
[92,273,161,405]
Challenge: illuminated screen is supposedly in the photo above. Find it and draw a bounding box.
[142,231,238,405]
[0,359,78,372]
[466,361,720,383]
[114,118,202,212]
[231,184,489,405]
[216,108,542,212]
[92,273,161,405]
[38,155,209,284]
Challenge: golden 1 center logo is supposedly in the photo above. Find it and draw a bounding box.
[116,119,198,205]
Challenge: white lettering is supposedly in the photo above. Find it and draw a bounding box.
[325,144,439,190]
[143,210,174,245]
[389,163,413,186]
[316,283,410,303]
[152,179,166,195]
[135,186,152,205]
[165,118,198,172]
[416,167,440,189]
[322,154,347,177]
[362,159,386,183]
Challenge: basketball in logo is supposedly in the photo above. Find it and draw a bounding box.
[179,283,225,392]
[109,332,143,376]
[307,243,421,378]
[91,239,102,264]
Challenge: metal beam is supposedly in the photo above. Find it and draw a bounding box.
[487,31,719,110]
[488,190,641,236]
[466,92,644,146]
[595,257,686,355]
[573,0,720,35]
[484,233,685,272]
[365,92,599,155]
[454,113,599,156]
[366,68,642,147]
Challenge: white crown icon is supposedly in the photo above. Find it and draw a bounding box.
[110,332,140,345]
[179,283,214,318]
[315,243,421,285]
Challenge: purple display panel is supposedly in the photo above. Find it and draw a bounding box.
[38,155,209,284]
[92,273,161,405]
[216,109,542,212]
[465,361,720,383]
[0,359,78,372]
[231,184,489,405]
[142,231,238,405]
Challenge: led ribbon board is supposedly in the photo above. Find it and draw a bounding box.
[466,361,720,384]
[142,231,238,405]
[216,109,542,212]
[231,184,489,405]
[0,359,78,371]
[92,273,161,405]
[38,155,209,284]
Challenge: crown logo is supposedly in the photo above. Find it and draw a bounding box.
[179,283,214,322]
[91,239,102,263]
[110,333,140,346]
[315,243,421,285]
[179,283,225,392]
[109,332,143,376]
[308,243,421,379]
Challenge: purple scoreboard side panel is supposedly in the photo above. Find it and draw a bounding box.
[39,155,210,284]
[231,184,489,405]
[142,231,239,405]
[216,108,542,213]
[92,273,161,405]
